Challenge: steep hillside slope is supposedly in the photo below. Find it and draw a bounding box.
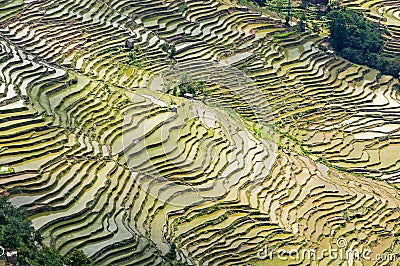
[0,0,399,265]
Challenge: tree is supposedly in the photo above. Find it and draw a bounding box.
[302,0,328,8]
[327,10,348,50]
[253,0,266,6]
[167,73,207,97]
[394,83,400,93]
[0,197,42,263]
[128,45,143,67]
[0,197,92,266]
[169,45,176,59]
[327,9,385,54]
[161,43,176,59]
[327,9,399,77]
[64,249,92,266]
[36,246,65,266]
[165,243,177,261]
[276,0,285,13]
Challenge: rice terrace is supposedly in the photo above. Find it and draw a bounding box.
[0,0,400,265]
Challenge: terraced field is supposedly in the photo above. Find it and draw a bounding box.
[0,0,400,265]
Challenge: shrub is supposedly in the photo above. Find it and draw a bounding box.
[165,243,177,261]
[64,249,92,266]
[168,73,207,98]
[327,9,400,77]
[394,84,400,93]
[238,0,266,7]
[0,197,92,266]
[178,4,187,12]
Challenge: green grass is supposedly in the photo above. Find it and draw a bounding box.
[272,31,296,39]
[0,166,13,174]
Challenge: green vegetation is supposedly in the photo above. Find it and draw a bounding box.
[128,45,143,67]
[238,0,266,7]
[0,166,12,175]
[178,4,187,12]
[2,0,400,264]
[164,243,189,266]
[272,31,296,40]
[301,0,328,7]
[161,43,176,59]
[165,243,177,261]
[0,197,92,266]
[64,249,92,266]
[394,83,400,93]
[167,73,206,98]
[238,0,292,17]
[327,9,400,77]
